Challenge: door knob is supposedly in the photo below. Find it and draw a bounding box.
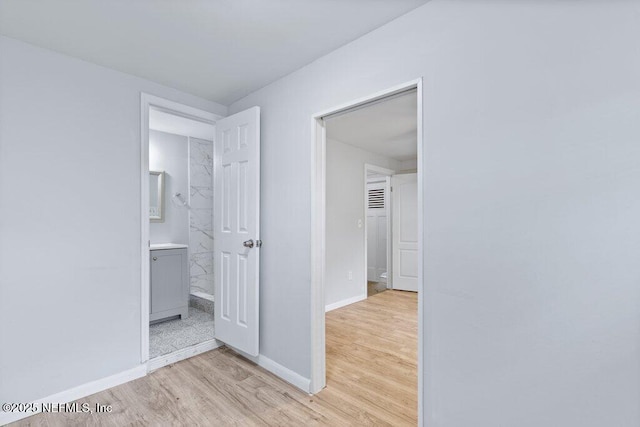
[243,239,254,248]
[152,256,157,261]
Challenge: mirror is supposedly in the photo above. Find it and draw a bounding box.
[150,171,165,222]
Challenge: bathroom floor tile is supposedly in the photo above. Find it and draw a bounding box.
[149,307,215,359]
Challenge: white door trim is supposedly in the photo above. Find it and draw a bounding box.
[310,78,425,425]
[139,93,222,365]
[364,163,396,177]
[364,164,394,291]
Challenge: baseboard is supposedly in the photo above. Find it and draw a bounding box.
[147,338,223,372]
[1,342,301,425]
[255,354,312,393]
[230,347,311,393]
[325,293,367,312]
[0,364,146,425]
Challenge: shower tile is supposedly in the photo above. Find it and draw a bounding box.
[190,186,213,210]
[190,283,209,295]
[190,252,213,276]
[190,138,213,166]
[189,138,214,300]
[191,274,214,295]
[190,163,212,188]
[190,226,213,254]
[190,208,212,232]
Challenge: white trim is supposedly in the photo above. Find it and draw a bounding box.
[310,79,424,426]
[384,175,392,289]
[0,365,146,425]
[229,348,312,393]
[256,354,312,392]
[140,93,150,364]
[325,293,367,312]
[147,339,224,372]
[140,93,222,364]
[313,80,420,120]
[364,163,395,177]
[416,77,426,427]
[309,115,327,394]
[144,94,219,125]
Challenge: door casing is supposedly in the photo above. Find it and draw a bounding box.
[310,78,425,425]
[140,93,222,365]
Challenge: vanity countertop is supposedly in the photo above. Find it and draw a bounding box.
[150,243,188,250]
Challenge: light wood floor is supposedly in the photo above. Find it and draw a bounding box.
[13,291,417,426]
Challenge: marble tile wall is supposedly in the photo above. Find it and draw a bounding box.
[189,137,214,296]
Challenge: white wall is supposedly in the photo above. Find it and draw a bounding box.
[0,35,226,404]
[229,1,640,425]
[149,130,189,246]
[325,138,399,309]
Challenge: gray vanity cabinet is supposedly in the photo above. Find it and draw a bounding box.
[150,247,188,322]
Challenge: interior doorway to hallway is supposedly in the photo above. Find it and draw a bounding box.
[324,87,419,307]
[310,80,423,424]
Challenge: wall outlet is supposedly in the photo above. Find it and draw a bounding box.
[348,271,353,280]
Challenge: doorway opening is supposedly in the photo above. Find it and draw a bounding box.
[310,79,424,424]
[140,94,224,370]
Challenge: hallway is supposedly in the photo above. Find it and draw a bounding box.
[325,290,418,425]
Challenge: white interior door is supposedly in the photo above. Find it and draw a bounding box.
[366,180,389,283]
[392,173,418,292]
[213,106,260,356]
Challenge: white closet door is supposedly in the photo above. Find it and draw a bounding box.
[367,181,388,282]
[392,173,418,292]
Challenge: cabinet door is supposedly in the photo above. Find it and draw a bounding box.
[150,249,187,315]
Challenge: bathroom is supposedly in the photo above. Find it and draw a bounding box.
[147,107,216,360]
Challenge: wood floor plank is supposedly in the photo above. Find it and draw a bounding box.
[11,291,417,426]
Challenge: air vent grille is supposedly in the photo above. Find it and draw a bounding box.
[368,188,385,209]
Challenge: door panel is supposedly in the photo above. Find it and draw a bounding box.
[392,173,418,292]
[214,106,260,356]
